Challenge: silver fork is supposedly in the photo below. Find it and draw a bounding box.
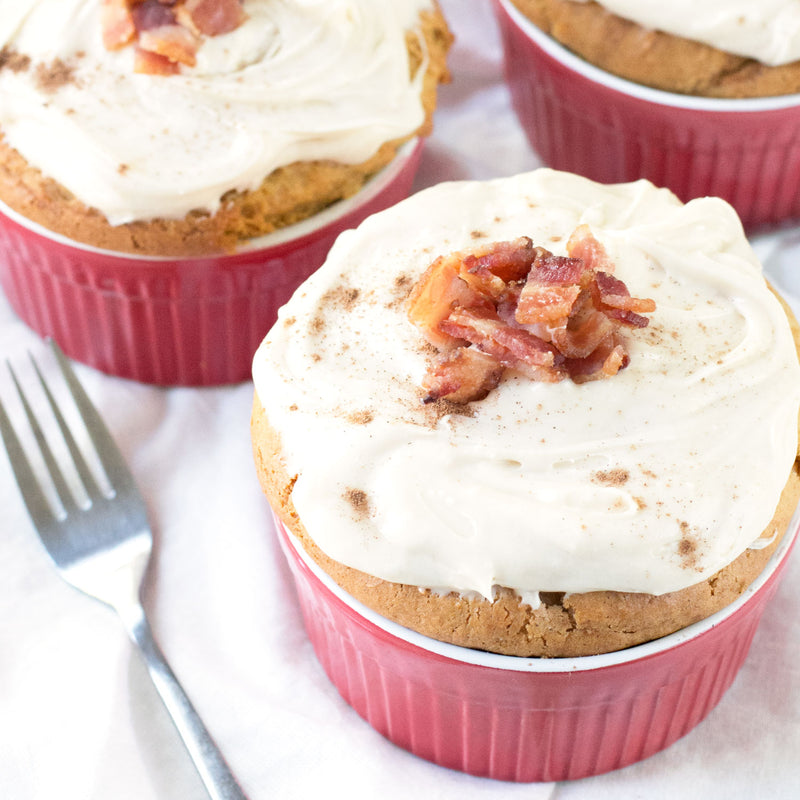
[0,341,247,800]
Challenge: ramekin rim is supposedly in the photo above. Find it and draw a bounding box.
[498,0,800,112]
[277,507,799,673]
[0,138,421,261]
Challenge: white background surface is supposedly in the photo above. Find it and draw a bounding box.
[2,1,800,798]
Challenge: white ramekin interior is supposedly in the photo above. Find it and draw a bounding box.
[0,138,420,262]
[280,506,800,674]
[499,0,800,112]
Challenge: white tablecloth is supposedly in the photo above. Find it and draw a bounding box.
[2,2,799,797]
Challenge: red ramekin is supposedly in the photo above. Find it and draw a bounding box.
[274,510,798,782]
[0,140,422,386]
[493,0,800,231]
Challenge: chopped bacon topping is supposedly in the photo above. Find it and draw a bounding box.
[133,45,180,75]
[184,0,247,36]
[422,348,504,405]
[131,0,176,31]
[101,0,137,51]
[138,24,199,67]
[101,0,247,75]
[406,229,656,403]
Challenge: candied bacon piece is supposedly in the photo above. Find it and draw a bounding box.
[511,361,567,384]
[567,336,629,383]
[465,236,539,281]
[422,348,504,404]
[603,307,651,328]
[440,307,559,368]
[457,238,538,299]
[406,228,655,403]
[438,307,518,364]
[515,251,592,325]
[406,256,490,349]
[101,0,246,69]
[602,344,629,377]
[593,271,656,313]
[516,279,581,325]
[174,4,201,35]
[131,0,176,30]
[184,0,247,36]
[566,223,613,272]
[133,45,180,75]
[495,282,523,325]
[101,0,136,50]
[491,324,562,368]
[459,256,507,299]
[138,24,199,67]
[551,305,615,359]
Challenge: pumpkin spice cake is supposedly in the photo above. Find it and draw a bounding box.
[251,168,800,658]
[0,0,452,255]
[252,170,800,656]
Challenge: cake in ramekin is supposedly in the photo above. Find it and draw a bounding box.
[251,168,800,778]
[0,0,451,384]
[494,0,800,229]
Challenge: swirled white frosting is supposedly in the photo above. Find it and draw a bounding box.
[574,0,800,66]
[0,0,432,224]
[253,169,800,599]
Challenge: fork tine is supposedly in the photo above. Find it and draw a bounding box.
[49,341,134,493]
[30,351,105,502]
[0,369,61,529]
[8,359,80,515]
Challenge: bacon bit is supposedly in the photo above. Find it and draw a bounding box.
[566,336,629,383]
[139,24,199,67]
[440,307,560,368]
[131,0,176,30]
[101,0,136,51]
[566,223,613,272]
[551,304,615,359]
[174,5,201,36]
[406,229,656,403]
[406,256,491,350]
[101,0,245,75]
[593,271,657,316]
[184,0,247,36]
[423,348,504,404]
[463,236,539,285]
[133,45,180,75]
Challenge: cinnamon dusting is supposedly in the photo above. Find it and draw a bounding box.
[677,520,701,569]
[592,468,630,487]
[347,409,375,425]
[344,487,371,520]
[0,47,31,74]
[35,58,78,92]
[322,285,361,312]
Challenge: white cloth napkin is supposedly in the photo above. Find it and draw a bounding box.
[2,2,799,798]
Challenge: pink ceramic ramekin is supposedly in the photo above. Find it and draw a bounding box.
[0,140,422,386]
[494,0,800,231]
[274,511,798,782]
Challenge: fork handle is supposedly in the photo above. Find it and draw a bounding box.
[122,605,248,800]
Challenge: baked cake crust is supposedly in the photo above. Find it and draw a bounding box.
[252,395,799,658]
[0,8,452,256]
[510,0,800,98]
[252,292,800,658]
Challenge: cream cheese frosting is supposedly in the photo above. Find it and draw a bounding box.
[575,0,800,67]
[0,0,432,225]
[252,169,800,599]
